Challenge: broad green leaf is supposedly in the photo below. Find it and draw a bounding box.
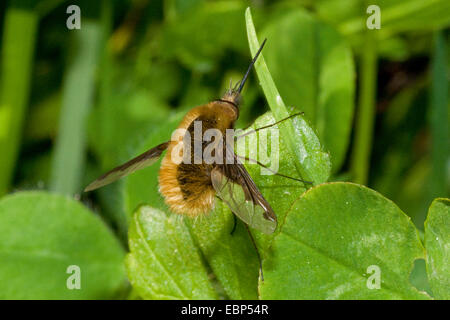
[123,110,310,299]
[160,1,248,72]
[126,206,217,299]
[260,9,355,172]
[316,0,450,36]
[424,198,450,299]
[259,182,430,299]
[409,258,433,296]
[185,202,260,299]
[315,0,450,61]
[246,8,332,184]
[124,113,259,299]
[237,111,309,253]
[0,191,126,299]
[186,111,313,299]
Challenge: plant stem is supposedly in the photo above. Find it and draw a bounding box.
[429,30,448,198]
[351,30,378,185]
[49,20,101,195]
[0,7,38,195]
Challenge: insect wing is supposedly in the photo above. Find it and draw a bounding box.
[84,142,169,192]
[211,164,277,234]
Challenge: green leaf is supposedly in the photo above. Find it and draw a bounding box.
[259,182,430,299]
[122,105,315,296]
[123,110,311,299]
[0,191,126,299]
[126,206,217,299]
[123,113,259,299]
[317,0,450,36]
[315,0,450,61]
[260,8,355,172]
[237,111,309,253]
[245,8,331,184]
[186,110,323,299]
[160,1,248,72]
[424,198,450,299]
[185,203,259,300]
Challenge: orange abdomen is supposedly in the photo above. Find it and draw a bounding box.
[158,101,236,217]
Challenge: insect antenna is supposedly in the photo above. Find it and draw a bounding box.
[232,79,241,92]
[236,38,267,94]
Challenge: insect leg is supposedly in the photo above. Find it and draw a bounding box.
[235,112,304,140]
[237,155,313,184]
[245,224,264,282]
[230,214,237,235]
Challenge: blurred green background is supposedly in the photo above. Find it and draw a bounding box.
[0,0,448,237]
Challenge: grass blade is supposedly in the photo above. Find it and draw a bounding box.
[350,30,378,185]
[429,31,448,198]
[0,7,38,195]
[49,20,101,194]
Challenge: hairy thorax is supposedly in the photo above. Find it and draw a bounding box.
[158,101,237,216]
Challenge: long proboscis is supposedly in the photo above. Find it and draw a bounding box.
[236,38,267,94]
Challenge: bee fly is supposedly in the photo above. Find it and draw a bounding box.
[85,39,309,279]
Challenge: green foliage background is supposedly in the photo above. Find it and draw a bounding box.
[0,0,448,299]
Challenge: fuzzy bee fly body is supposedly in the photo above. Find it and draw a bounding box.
[84,39,280,235]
